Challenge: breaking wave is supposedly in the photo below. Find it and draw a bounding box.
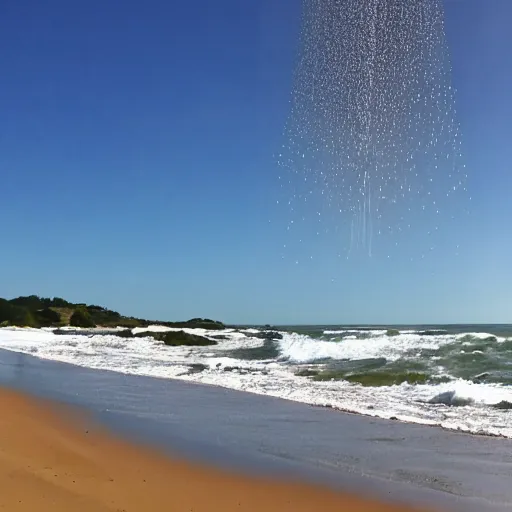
[1,325,511,437]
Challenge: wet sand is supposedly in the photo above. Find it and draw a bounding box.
[1,349,511,512]
[0,388,424,512]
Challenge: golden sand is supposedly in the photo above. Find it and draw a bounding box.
[0,388,429,511]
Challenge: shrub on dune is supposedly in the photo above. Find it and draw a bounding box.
[70,307,96,328]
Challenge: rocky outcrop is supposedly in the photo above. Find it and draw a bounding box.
[135,330,217,347]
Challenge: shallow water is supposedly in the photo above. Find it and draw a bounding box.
[1,347,511,512]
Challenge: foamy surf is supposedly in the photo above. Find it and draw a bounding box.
[0,325,511,438]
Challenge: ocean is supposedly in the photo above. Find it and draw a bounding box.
[1,324,511,437]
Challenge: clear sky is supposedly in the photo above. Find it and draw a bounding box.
[1,0,511,325]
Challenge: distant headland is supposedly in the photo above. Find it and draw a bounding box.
[0,295,226,331]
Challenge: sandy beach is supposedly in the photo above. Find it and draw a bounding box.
[0,387,426,512]
[1,348,511,512]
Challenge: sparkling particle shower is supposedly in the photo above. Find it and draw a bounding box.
[278,0,468,258]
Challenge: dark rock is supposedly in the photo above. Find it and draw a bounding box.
[429,391,473,407]
[177,363,209,377]
[53,328,125,337]
[188,363,208,374]
[113,329,134,338]
[493,401,512,410]
[472,372,490,383]
[223,366,240,372]
[252,330,283,340]
[135,330,217,347]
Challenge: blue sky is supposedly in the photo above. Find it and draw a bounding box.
[1,0,510,324]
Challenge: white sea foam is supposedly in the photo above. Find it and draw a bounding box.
[132,325,175,334]
[456,332,503,342]
[278,331,452,363]
[323,329,387,335]
[0,327,511,438]
[419,379,512,407]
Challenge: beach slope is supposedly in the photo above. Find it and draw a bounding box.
[0,388,425,512]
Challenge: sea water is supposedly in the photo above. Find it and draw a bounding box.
[1,324,511,437]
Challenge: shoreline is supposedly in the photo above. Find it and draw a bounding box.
[1,348,511,511]
[0,339,509,441]
[0,387,426,512]
[308,402,511,440]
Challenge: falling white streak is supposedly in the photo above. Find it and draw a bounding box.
[278,0,467,259]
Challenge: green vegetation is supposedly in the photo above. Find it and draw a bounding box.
[0,294,226,331]
[0,298,38,327]
[8,295,72,310]
[70,307,96,328]
[158,318,225,330]
[36,308,62,327]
